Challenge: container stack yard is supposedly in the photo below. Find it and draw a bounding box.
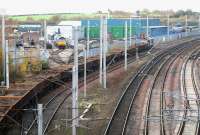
[0,7,200,135]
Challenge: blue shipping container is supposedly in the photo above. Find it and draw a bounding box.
[81,18,161,27]
[149,26,168,37]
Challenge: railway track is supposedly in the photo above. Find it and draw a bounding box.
[103,42,191,135]
[176,50,200,135]
[143,48,186,135]
[22,48,148,135]
[144,45,200,135]
[103,40,200,135]
[5,39,200,135]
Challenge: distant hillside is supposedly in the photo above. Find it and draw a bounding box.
[8,13,98,22]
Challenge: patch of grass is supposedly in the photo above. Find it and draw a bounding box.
[65,127,87,135]
[9,13,98,21]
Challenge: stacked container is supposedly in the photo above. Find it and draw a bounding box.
[81,18,166,39]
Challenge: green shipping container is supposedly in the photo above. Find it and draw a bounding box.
[85,27,100,39]
[85,26,137,39]
[109,27,136,39]
[110,27,124,39]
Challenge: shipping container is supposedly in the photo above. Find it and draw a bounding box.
[84,26,137,39]
[81,18,160,27]
[84,27,100,39]
[81,18,162,39]
[149,26,168,37]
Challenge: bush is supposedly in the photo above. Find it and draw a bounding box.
[41,60,49,70]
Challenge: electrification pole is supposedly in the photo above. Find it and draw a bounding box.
[1,13,5,85]
[83,47,87,97]
[13,34,17,82]
[44,20,47,49]
[71,26,79,135]
[199,15,200,32]
[129,17,132,46]
[99,15,103,85]
[185,15,188,36]
[146,16,149,38]
[124,21,128,70]
[5,40,9,89]
[74,27,79,125]
[167,15,170,40]
[87,20,90,57]
[72,66,76,135]
[37,104,43,135]
[103,17,107,89]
